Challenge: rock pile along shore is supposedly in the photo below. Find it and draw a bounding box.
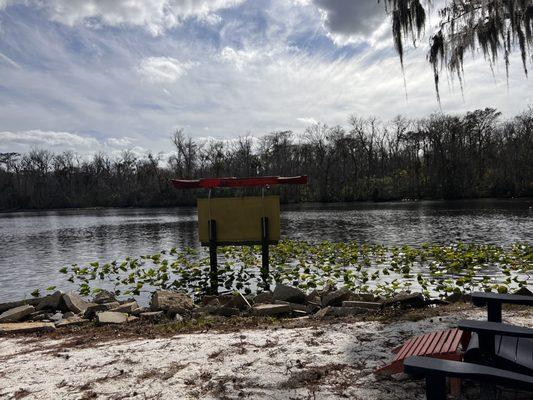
[1,285,530,334]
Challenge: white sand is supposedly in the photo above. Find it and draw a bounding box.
[0,308,531,400]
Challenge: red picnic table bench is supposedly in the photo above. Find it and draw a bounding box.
[375,328,470,375]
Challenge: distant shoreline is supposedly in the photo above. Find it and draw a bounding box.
[1,196,532,214]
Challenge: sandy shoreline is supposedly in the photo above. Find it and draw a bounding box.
[1,306,532,400]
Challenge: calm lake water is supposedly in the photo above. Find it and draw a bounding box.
[0,199,531,303]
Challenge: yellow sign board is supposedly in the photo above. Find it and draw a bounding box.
[197,196,280,245]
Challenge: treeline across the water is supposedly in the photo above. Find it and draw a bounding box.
[1,108,532,210]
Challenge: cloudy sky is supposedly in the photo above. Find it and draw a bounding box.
[0,0,531,156]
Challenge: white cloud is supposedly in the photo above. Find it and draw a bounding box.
[0,130,99,148]
[297,117,318,125]
[107,137,134,147]
[0,0,13,10]
[138,57,191,83]
[25,0,245,36]
[0,0,531,158]
[220,47,257,70]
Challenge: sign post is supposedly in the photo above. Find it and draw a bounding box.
[172,176,308,294]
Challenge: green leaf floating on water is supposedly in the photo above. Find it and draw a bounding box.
[44,241,532,301]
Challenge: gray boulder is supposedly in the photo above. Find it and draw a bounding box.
[253,292,274,304]
[272,284,306,304]
[382,292,425,309]
[227,293,251,310]
[321,287,352,307]
[252,304,291,316]
[0,298,41,314]
[150,291,194,314]
[110,301,139,313]
[36,291,63,311]
[29,311,53,321]
[352,293,378,302]
[97,311,129,324]
[84,302,120,319]
[445,292,463,303]
[93,290,117,304]
[0,305,34,322]
[63,292,95,314]
[50,312,63,322]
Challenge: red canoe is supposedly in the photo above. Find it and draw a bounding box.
[171,175,308,189]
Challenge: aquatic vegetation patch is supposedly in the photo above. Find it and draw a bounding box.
[47,241,532,300]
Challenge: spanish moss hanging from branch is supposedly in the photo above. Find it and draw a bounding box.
[384,0,533,102]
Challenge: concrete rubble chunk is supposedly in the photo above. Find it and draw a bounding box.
[0,298,41,314]
[445,292,463,303]
[252,304,291,316]
[36,291,63,311]
[313,306,332,320]
[50,312,63,322]
[110,301,139,313]
[306,290,321,305]
[130,307,147,316]
[321,287,352,307]
[382,292,425,309]
[272,284,306,304]
[0,305,34,323]
[292,310,308,317]
[93,290,117,304]
[253,292,274,304]
[29,311,53,321]
[232,292,252,310]
[63,292,95,314]
[342,301,382,310]
[139,311,164,320]
[150,291,194,314]
[84,302,121,319]
[0,322,56,334]
[352,293,378,302]
[199,295,219,306]
[96,311,129,324]
[201,306,241,317]
[274,300,308,312]
[56,315,88,327]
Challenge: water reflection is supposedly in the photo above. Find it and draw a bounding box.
[0,199,531,302]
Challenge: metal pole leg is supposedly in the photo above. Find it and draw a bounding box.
[261,216,269,291]
[208,219,218,295]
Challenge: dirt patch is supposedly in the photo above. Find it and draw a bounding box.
[4,302,477,349]
[137,361,188,382]
[14,389,31,399]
